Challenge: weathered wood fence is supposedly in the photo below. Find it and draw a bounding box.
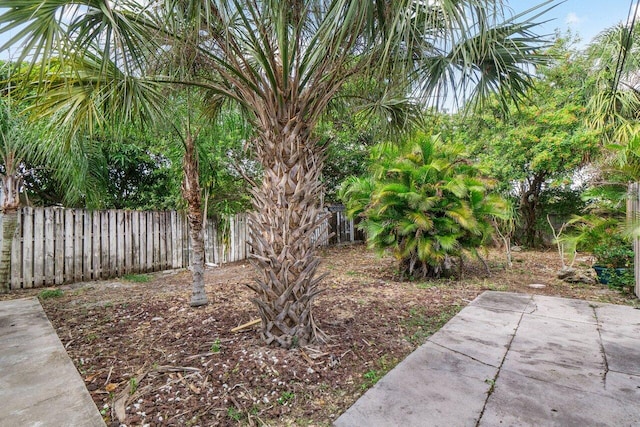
[627,182,640,298]
[3,206,361,290]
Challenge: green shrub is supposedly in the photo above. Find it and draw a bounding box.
[122,274,150,283]
[340,132,509,279]
[592,234,633,268]
[38,289,64,299]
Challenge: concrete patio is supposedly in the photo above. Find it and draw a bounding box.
[0,297,105,427]
[335,291,640,426]
[2,292,639,426]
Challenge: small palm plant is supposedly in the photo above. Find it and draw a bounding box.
[340,132,509,279]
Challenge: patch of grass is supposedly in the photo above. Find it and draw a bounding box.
[415,281,449,290]
[129,377,138,395]
[38,289,64,299]
[403,305,462,346]
[359,355,398,391]
[227,407,243,422]
[122,274,150,283]
[483,282,509,291]
[277,390,295,405]
[100,403,110,417]
[345,270,360,276]
[360,369,382,390]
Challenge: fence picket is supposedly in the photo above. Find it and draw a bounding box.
[22,207,34,288]
[124,210,132,274]
[74,209,83,282]
[146,211,153,271]
[83,210,92,281]
[33,208,45,286]
[159,212,167,269]
[109,211,117,277]
[54,209,64,285]
[44,208,55,285]
[171,211,179,268]
[131,211,140,273]
[116,211,125,275]
[93,211,101,279]
[101,212,110,278]
[10,211,22,289]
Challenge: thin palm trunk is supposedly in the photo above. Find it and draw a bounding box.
[0,173,21,293]
[248,128,328,347]
[0,209,18,293]
[182,131,208,307]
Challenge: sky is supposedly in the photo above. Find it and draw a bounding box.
[0,1,638,59]
[525,0,639,45]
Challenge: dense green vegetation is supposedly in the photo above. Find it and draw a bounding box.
[2,2,640,332]
[340,132,508,278]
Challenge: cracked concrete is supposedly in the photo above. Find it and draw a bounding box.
[334,291,640,427]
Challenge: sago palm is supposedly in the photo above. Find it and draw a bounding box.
[2,0,554,346]
[340,133,508,279]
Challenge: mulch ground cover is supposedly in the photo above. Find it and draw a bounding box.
[3,244,638,426]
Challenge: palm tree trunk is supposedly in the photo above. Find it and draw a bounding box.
[0,174,21,293]
[182,132,208,307]
[248,130,328,348]
[0,209,18,293]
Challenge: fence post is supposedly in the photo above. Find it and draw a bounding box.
[632,182,640,298]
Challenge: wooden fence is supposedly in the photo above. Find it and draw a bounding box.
[3,206,360,290]
[627,182,640,298]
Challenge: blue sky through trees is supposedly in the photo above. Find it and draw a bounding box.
[527,0,639,44]
[0,1,637,60]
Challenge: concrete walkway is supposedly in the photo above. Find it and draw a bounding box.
[335,291,640,426]
[0,297,105,427]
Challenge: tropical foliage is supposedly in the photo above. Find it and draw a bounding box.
[586,22,640,145]
[1,0,554,345]
[461,36,601,246]
[340,133,509,279]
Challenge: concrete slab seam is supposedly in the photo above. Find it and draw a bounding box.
[475,307,526,427]
[523,301,538,315]
[592,305,610,389]
[429,340,497,369]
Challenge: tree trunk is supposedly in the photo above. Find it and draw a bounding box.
[0,209,18,293]
[182,132,208,307]
[519,174,545,247]
[0,174,22,293]
[248,129,328,348]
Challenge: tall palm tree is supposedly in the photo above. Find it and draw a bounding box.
[1,0,555,346]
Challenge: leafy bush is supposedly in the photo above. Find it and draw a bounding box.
[592,235,634,268]
[339,132,509,279]
[38,289,63,299]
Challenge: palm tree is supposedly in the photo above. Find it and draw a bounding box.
[0,63,106,292]
[1,0,555,346]
[0,97,32,292]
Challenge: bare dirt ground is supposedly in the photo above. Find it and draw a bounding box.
[3,244,638,426]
